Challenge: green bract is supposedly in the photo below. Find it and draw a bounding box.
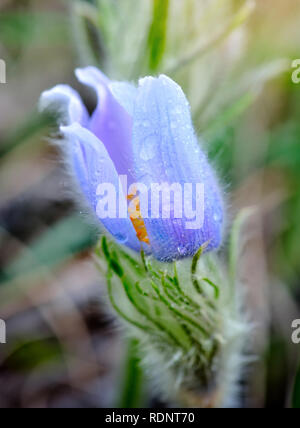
[94,211,250,407]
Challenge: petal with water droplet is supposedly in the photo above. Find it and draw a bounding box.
[131,75,224,261]
[61,122,141,251]
[75,67,135,184]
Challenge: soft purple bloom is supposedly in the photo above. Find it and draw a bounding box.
[40,67,224,261]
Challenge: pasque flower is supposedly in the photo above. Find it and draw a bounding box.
[40,67,223,261]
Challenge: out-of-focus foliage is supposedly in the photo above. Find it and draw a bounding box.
[293,363,300,408]
[0,214,97,284]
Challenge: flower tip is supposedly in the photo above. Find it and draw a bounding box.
[74,67,83,79]
[138,75,156,88]
[38,86,63,113]
[75,66,109,88]
[38,90,49,113]
[74,67,91,86]
[158,74,172,83]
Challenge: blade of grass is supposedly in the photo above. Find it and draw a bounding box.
[0,111,55,159]
[0,214,97,284]
[165,0,255,74]
[292,363,300,408]
[117,338,146,408]
[147,0,169,71]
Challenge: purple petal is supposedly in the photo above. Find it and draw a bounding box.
[108,81,138,117]
[131,75,224,261]
[61,122,141,251]
[75,67,135,184]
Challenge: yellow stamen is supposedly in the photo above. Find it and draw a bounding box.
[127,189,150,245]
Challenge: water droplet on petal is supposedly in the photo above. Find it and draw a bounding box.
[213,211,222,222]
[172,106,182,116]
[177,245,186,256]
[165,167,174,180]
[115,233,128,244]
[139,135,156,161]
[138,173,152,185]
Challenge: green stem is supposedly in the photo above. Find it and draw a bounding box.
[117,338,146,408]
[107,269,151,333]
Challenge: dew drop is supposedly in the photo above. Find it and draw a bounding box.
[139,135,156,161]
[172,107,182,116]
[177,245,186,256]
[213,211,222,222]
[138,173,152,185]
[114,233,128,244]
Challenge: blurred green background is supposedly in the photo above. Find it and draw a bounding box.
[0,0,300,408]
